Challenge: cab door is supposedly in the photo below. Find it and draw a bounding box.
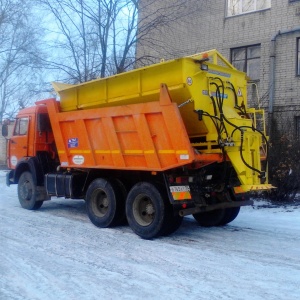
[8,117,30,169]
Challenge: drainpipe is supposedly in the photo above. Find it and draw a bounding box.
[268,26,300,136]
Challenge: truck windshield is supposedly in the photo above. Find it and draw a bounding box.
[14,118,29,136]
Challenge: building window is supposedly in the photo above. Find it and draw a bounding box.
[295,116,300,139]
[227,0,271,17]
[231,45,261,80]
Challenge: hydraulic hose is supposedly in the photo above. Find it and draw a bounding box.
[208,77,267,177]
[209,82,229,137]
[226,82,246,115]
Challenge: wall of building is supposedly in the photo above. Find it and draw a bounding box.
[0,124,14,166]
[137,0,300,137]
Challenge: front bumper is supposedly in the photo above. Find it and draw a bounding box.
[6,170,15,187]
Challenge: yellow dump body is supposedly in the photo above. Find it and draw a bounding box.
[52,50,272,192]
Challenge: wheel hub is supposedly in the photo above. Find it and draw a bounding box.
[100,197,109,208]
[92,189,109,217]
[20,181,32,200]
[145,203,155,215]
[132,195,156,227]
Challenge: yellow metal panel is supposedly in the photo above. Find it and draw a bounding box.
[53,49,248,139]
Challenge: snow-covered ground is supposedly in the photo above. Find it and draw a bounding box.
[0,170,300,300]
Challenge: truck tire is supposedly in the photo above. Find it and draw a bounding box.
[86,178,124,228]
[18,171,43,210]
[192,209,225,227]
[126,182,166,239]
[160,201,183,236]
[161,213,183,236]
[219,207,240,225]
[111,179,127,225]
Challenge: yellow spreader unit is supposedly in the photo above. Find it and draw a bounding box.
[53,49,273,192]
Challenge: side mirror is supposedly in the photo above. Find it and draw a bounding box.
[2,124,8,137]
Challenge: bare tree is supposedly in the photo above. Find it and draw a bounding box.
[0,0,44,122]
[37,0,184,83]
[37,0,133,82]
[0,0,187,120]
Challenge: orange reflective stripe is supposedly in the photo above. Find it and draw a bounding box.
[171,191,192,200]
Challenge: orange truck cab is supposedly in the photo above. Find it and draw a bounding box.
[5,105,57,207]
[7,105,55,168]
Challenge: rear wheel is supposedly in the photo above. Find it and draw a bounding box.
[161,212,183,236]
[111,179,127,225]
[193,209,225,227]
[126,182,166,239]
[18,171,43,210]
[219,207,240,225]
[86,178,125,228]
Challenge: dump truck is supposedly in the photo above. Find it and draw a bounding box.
[2,50,272,239]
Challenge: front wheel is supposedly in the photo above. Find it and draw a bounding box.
[18,171,43,210]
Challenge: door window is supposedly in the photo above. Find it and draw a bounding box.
[14,118,29,136]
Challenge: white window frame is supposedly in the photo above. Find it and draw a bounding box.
[227,0,271,17]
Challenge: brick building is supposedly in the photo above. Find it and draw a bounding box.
[137,0,300,138]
